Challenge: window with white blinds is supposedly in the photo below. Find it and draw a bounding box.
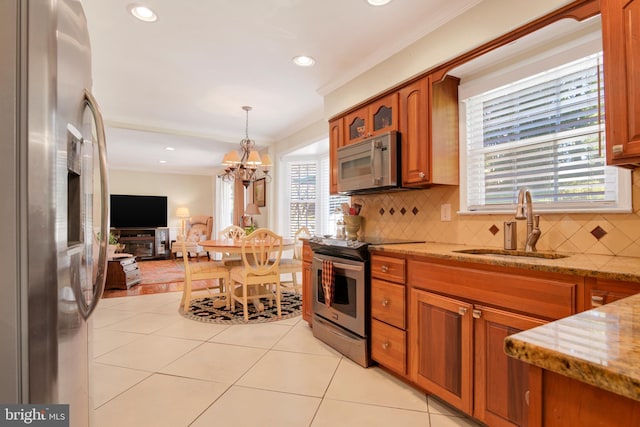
[462,51,630,213]
[288,162,317,237]
[284,156,349,237]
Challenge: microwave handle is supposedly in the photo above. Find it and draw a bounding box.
[371,139,382,185]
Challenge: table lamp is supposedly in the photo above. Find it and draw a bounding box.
[244,203,260,228]
[176,207,190,239]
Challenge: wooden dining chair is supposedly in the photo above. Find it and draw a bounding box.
[180,240,230,312]
[279,226,310,294]
[228,228,283,322]
[218,225,247,266]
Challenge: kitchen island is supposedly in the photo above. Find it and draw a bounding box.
[504,293,640,426]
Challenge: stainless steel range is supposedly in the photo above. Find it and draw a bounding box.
[309,237,422,367]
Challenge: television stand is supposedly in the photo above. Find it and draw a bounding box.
[113,227,170,260]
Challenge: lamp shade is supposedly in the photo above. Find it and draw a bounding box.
[247,150,262,165]
[223,150,240,164]
[260,153,272,167]
[176,207,190,218]
[245,203,260,215]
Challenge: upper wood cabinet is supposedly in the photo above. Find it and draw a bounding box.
[400,74,459,187]
[328,118,343,194]
[344,92,398,145]
[602,0,640,166]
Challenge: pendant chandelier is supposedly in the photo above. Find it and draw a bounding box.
[221,106,272,188]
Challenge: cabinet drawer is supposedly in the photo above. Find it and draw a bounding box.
[371,255,405,283]
[119,257,137,267]
[371,319,406,375]
[371,278,405,329]
[122,263,138,273]
[589,279,640,308]
[409,260,577,320]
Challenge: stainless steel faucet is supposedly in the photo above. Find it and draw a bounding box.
[515,187,540,252]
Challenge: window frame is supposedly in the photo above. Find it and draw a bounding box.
[457,25,631,215]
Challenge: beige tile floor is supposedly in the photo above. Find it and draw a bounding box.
[90,291,483,427]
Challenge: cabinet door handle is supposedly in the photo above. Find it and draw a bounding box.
[458,307,468,316]
[525,390,530,406]
[381,298,389,307]
[381,265,389,273]
[382,341,390,350]
[612,144,624,155]
[472,309,482,319]
[591,295,604,307]
[418,171,425,179]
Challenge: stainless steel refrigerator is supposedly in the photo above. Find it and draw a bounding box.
[0,1,109,426]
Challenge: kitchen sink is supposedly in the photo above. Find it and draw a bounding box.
[453,248,569,259]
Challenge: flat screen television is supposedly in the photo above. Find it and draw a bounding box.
[110,194,168,228]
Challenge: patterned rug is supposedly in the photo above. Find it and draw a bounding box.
[180,291,302,324]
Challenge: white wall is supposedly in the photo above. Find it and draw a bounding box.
[109,169,215,240]
[324,0,574,118]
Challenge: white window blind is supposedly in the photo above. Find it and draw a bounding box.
[288,162,317,237]
[320,157,350,234]
[463,52,628,212]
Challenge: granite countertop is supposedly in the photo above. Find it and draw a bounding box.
[504,294,640,401]
[369,242,640,283]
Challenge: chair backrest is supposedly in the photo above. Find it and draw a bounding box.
[218,225,245,241]
[241,228,283,275]
[186,215,213,241]
[293,226,311,260]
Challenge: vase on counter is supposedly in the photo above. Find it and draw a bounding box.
[343,215,362,240]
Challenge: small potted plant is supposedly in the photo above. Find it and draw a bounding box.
[98,231,120,258]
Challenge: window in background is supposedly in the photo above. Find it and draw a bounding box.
[284,155,349,238]
[461,51,630,213]
[215,176,235,232]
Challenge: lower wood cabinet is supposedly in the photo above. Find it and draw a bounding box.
[474,305,546,427]
[302,241,313,324]
[409,289,473,413]
[530,367,640,427]
[370,255,407,375]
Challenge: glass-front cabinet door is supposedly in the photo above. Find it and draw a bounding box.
[344,92,398,145]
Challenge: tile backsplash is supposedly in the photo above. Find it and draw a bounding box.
[355,170,640,257]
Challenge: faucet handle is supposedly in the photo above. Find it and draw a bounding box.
[533,214,540,227]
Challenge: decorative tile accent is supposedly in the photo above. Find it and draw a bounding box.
[591,226,607,240]
[351,168,640,256]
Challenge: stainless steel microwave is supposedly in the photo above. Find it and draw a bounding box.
[337,131,399,194]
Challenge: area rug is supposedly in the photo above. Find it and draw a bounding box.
[180,291,302,324]
[137,259,185,284]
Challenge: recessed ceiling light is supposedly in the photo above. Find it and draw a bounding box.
[165,147,175,151]
[292,55,315,67]
[159,160,167,164]
[367,0,392,6]
[128,4,158,22]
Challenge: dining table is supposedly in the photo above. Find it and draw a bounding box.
[199,238,296,254]
[198,237,297,312]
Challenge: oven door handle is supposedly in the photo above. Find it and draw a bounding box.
[314,257,364,272]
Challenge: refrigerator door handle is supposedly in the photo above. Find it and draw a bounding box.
[79,89,109,319]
